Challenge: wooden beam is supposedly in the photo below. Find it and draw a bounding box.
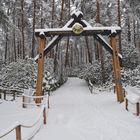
[111,36,124,103]
[35,33,46,104]
[35,26,121,37]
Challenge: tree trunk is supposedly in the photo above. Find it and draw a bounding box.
[40,0,43,29]
[51,0,55,28]
[21,0,25,59]
[65,37,70,67]
[50,0,56,58]
[85,36,92,64]
[64,0,71,67]
[31,0,36,58]
[4,7,10,63]
[17,18,22,58]
[54,44,59,73]
[5,32,8,63]
[54,0,64,72]
[127,16,131,42]
[60,0,64,24]
[95,0,100,60]
[96,0,105,83]
[96,0,100,23]
[13,2,16,61]
[48,0,55,58]
[70,45,73,67]
[133,19,136,47]
[68,0,71,19]
[117,0,122,53]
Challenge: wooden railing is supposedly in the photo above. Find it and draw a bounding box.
[0,95,49,140]
[0,88,23,101]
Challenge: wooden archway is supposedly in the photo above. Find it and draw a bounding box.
[34,11,124,104]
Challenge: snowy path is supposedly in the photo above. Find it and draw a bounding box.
[33,77,140,140]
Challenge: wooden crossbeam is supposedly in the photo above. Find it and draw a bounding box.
[35,26,121,37]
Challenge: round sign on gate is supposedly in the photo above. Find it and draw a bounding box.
[72,23,84,35]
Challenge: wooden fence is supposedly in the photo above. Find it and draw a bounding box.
[0,94,49,140]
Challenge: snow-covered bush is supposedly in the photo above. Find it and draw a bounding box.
[0,58,37,89]
[66,66,82,77]
[44,58,68,91]
[121,65,140,87]
[122,43,140,69]
[0,57,67,91]
[65,51,113,87]
[43,71,61,91]
[77,60,112,86]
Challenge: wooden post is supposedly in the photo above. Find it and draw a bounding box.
[22,96,26,108]
[35,32,46,104]
[4,91,6,100]
[110,38,118,96]
[111,36,124,103]
[43,107,47,124]
[48,94,50,109]
[111,38,118,100]
[13,91,16,100]
[16,126,21,140]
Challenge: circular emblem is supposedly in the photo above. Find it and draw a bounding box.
[72,23,84,34]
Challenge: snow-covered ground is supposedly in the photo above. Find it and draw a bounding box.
[0,77,140,140]
[33,78,140,140]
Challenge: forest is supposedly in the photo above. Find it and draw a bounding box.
[0,0,140,90]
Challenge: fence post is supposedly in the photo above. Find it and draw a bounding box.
[16,126,21,140]
[22,96,26,108]
[136,102,139,116]
[125,98,128,111]
[43,108,46,124]
[48,95,50,109]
